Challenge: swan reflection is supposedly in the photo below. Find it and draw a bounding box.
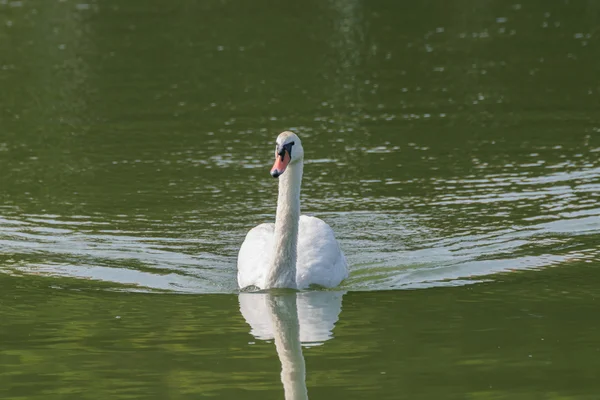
[239,291,345,399]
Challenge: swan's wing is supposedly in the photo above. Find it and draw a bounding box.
[297,215,348,288]
[237,223,274,289]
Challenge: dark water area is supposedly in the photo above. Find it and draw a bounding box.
[1,0,599,398]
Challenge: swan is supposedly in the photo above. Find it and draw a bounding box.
[237,131,348,290]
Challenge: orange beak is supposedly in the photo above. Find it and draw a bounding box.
[270,151,290,178]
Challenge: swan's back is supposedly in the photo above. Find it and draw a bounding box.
[237,216,348,289]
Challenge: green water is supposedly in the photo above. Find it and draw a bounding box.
[1,0,600,398]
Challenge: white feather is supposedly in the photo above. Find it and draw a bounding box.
[238,216,348,289]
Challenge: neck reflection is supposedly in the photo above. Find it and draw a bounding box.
[239,291,345,399]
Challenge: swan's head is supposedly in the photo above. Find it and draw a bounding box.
[270,131,304,178]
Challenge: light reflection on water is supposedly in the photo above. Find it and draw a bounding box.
[1,149,598,293]
[238,291,345,399]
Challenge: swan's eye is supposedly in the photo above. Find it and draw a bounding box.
[277,141,295,159]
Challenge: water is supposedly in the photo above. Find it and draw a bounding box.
[1,0,599,398]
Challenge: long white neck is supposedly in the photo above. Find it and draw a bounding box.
[265,160,303,289]
[268,294,308,400]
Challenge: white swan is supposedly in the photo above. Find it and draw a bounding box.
[237,131,348,290]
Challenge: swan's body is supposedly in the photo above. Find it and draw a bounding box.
[237,131,348,290]
[238,216,348,289]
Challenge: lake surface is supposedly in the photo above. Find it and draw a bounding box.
[1,0,599,398]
